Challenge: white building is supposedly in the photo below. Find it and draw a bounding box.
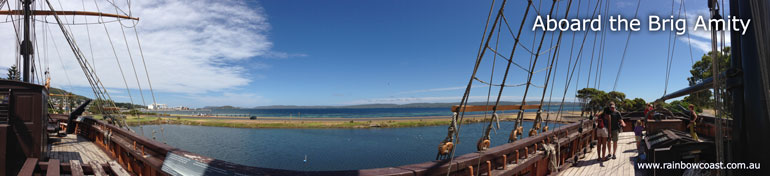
[147,103,168,110]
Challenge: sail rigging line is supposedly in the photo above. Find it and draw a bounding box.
[46,19,74,92]
[553,0,601,124]
[665,2,686,96]
[45,0,125,128]
[526,0,543,79]
[473,14,504,175]
[439,0,499,166]
[105,0,147,137]
[441,0,501,172]
[509,0,562,144]
[662,0,677,95]
[681,0,695,65]
[569,1,584,117]
[611,0,642,91]
[110,0,138,29]
[594,0,610,90]
[543,0,562,127]
[550,0,601,126]
[43,0,112,116]
[94,0,141,129]
[586,25,598,89]
[122,3,159,138]
[486,46,529,73]
[115,6,147,109]
[123,0,159,108]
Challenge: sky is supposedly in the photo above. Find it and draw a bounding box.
[0,0,730,108]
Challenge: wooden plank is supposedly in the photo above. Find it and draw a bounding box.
[451,104,542,112]
[46,159,60,176]
[17,158,38,176]
[89,161,107,176]
[108,161,131,176]
[69,160,84,176]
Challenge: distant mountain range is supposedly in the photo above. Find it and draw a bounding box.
[202,101,582,110]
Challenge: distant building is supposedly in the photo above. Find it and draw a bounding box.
[147,103,168,110]
[173,106,190,110]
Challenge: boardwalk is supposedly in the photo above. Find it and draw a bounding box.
[560,132,645,176]
[47,134,112,164]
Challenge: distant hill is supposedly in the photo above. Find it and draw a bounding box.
[49,87,144,109]
[49,87,90,102]
[247,101,581,109]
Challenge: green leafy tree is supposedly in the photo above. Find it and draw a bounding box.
[630,98,647,112]
[607,91,626,105]
[684,47,730,108]
[577,88,602,116]
[6,65,19,80]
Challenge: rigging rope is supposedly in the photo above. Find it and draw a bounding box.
[441,0,501,173]
[611,0,642,91]
[543,0,564,127]
[554,0,600,123]
[509,0,563,143]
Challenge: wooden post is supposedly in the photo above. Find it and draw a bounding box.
[468,166,474,176]
[524,147,529,158]
[502,155,507,169]
[486,160,493,175]
[515,150,520,163]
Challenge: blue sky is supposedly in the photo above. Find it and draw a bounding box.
[0,0,727,108]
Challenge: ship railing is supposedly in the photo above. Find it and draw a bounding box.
[54,116,595,176]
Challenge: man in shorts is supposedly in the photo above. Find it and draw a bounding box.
[607,102,625,159]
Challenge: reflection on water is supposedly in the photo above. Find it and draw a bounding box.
[131,121,563,171]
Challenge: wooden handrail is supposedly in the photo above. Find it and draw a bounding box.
[76,116,590,175]
[0,10,138,20]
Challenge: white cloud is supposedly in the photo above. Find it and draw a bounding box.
[679,10,731,52]
[0,0,277,97]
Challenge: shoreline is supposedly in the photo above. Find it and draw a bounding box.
[119,111,585,129]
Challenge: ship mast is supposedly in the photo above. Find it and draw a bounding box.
[21,0,32,82]
[1,0,139,83]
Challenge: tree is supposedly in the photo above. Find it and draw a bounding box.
[607,91,626,106]
[631,98,647,112]
[577,88,602,116]
[684,47,730,108]
[6,65,19,80]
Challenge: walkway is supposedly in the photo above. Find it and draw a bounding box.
[47,134,112,164]
[559,132,645,176]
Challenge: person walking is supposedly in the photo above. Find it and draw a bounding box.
[595,109,609,163]
[606,102,625,159]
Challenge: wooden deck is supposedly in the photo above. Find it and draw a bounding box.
[47,134,112,164]
[559,132,645,176]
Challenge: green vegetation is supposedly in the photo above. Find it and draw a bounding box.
[577,88,647,116]
[6,65,19,81]
[682,47,730,112]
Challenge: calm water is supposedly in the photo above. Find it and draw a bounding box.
[153,105,581,118]
[130,121,564,171]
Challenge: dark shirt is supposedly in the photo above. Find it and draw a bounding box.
[609,111,623,131]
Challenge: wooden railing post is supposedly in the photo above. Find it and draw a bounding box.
[502,155,507,169]
[468,166,474,176]
[515,150,520,164]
